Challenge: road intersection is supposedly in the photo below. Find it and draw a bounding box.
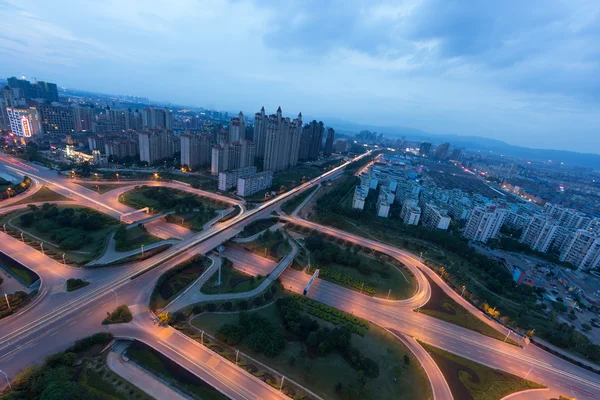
[0,152,599,400]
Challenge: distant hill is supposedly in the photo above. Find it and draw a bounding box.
[326,118,600,169]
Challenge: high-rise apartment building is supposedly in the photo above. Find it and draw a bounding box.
[180,132,211,168]
[72,105,94,132]
[463,205,507,243]
[211,145,229,176]
[38,105,76,136]
[519,215,560,253]
[400,199,421,225]
[254,107,268,158]
[138,129,176,164]
[419,142,432,157]
[7,77,59,103]
[421,203,451,230]
[323,127,335,156]
[6,107,42,138]
[298,120,324,161]
[229,112,246,142]
[263,107,302,172]
[105,139,138,159]
[560,230,600,270]
[142,106,172,129]
[435,143,450,160]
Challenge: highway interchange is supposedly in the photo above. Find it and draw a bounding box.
[0,152,599,400]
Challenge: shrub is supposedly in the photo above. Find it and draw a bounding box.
[206,303,217,312]
[222,301,233,311]
[238,300,249,310]
[102,305,133,324]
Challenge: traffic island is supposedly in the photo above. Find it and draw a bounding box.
[103,305,133,325]
[182,292,432,400]
[66,278,89,292]
[416,273,521,346]
[419,342,545,400]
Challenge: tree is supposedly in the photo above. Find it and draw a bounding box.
[20,212,35,227]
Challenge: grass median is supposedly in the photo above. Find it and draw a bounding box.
[417,274,520,346]
[420,342,545,400]
[190,294,432,400]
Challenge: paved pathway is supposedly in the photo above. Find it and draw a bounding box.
[164,240,298,313]
[86,232,179,266]
[107,341,190,400]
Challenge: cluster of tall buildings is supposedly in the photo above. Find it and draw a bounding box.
[517,203,600,270]
[419,141,462,161]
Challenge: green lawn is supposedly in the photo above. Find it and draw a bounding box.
[120,186,226,213]
[307,247,417,300]
[241,229,291,262]
[418,274,520,345]
[9,186,72,206]
[239,217,279,238]
[151,255,211,310]
[191,299,432,400]
[169,209,217,231]
[0,251,39,286]
[420,342,544,400]
[3,204,120,265]
[200,258,265,295]
[75,182,133,194]
[114,225,162,252]
[281,186,318,215]
[126,341,228,400]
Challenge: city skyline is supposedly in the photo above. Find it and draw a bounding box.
[1,0,599,154]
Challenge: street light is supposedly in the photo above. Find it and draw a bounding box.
[40,242,44,255]
[110,289,118,308]
[141,244,144,256]
[0,369,11,390]
[20,232,24,243]
[461,285,466,297]
[524,364,534,380]
[235,350,239,366]
[2,224,5,233]
[200,330,204,345]
[62,253,66,265]
[116,173,119,182]
[6,188,12,198]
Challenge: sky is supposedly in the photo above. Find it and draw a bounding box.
[1,0,599,153]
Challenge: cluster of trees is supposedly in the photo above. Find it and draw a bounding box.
[0,176,31,200]
[304,233,388,277]
[216,312,285,357]
[3,333,114,400]
[102,305,133,325]
[19,204,115,250]
[276,297,379,378]
[139,186,205,211]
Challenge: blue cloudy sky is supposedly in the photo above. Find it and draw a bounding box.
[1,0,599,153]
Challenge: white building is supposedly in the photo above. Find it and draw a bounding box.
[376,187,392,218]
[560,230,600,270]
[463,205,507,243]
[400,199,421,225]
[211,145,228,176]
[520,215,560,253]
[218,166,257,191]
[421,203,451,230]
[352,186,368,210]
[237,171,274,197]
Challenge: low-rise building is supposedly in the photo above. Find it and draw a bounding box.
[352,186,368,210]
[237,171,273,196]
[218,166,257,191]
